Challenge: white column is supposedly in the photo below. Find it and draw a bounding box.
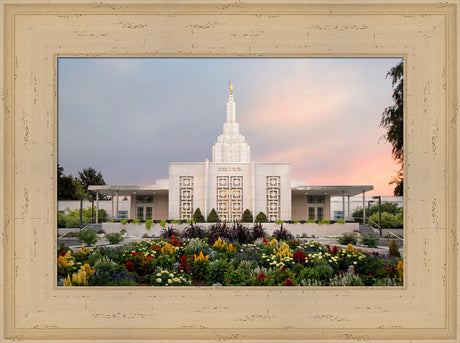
[111,195,114,220]
[95,192,99,224]
[362,191,366,224]
[342,191,345,221]
[347,195,350,221]
[116,191,119,220]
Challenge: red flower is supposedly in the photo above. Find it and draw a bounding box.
[258,273,267,281]
[284,279,294,286]
[60,250,67,256]
[293,251,306,263]
[262,237,268,245]
[125,261,135,272]
[280,266,286,272]
[332,246,339,255]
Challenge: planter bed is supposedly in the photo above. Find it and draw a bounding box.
[58,234,403,287]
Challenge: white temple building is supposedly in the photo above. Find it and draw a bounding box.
[89,84,373,222]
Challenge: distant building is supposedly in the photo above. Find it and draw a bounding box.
[89,85,374,222]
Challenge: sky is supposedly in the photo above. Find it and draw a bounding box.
[58,57,402,196]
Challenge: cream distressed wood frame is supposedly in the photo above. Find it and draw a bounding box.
[1,1,459,342]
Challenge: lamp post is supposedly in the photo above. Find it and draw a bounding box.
[372,195,382,237]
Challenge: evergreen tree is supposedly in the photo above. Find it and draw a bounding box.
[255,212,268,223]
[206,208,220,223]
[241,209,253,223]
[57,164,77,200]
[78,167,106,199]
[193,208,205,223]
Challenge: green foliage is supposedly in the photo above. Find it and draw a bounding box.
[380,61,404,196]
[132,219,141,224]
[241,209,253,223]
[145,219,153,230]
[193,208,205,223]
[300,263,333,282]
[159,220,167,228]
[57,206,108,228]
[360,234,380,248]
[352,202,402,221]
[77,228,99,246]
[120,219,128,225]
[318,219,330,225]
[336,220,346,224]
[104,232,124,245]
[274,220,284,225]
[389,240,401,258]
[369,212,402,228]
[305,219,316,223]
[337,233,358,245]
[206,208,220,223]
[255,212,268,223]
[207,259,229,285]
[78,167,106,199]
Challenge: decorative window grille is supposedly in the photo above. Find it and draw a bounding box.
[179,176,194,220]
[266,176,281,221]
[217,176,243,221]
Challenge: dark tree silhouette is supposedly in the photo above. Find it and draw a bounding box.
[380,61,403,195]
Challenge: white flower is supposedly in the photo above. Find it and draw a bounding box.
[169,273,174,278]
[156,278,162,283]
[168,279,172,284]
[156,273,161,277]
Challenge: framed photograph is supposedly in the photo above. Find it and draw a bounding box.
[1,1,458,342]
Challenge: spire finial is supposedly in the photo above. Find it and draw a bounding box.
[229,82,233,95]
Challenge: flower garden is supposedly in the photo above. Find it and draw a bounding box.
[58,224,403,287]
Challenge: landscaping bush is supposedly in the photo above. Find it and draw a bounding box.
[77,228,99,246]
[183,224,207,239]
[271,225,293,241]
[318,219,331,225]
[160,226,179,239]
[241,209,253,223]
[389,239,401,258]
[207,208,220,222]
[360,234,379,248]
[145,219,153,230]
[104,232,124,245]
[251,223,266,242]
[193,208,206,223]
[337,233,358,245]
[255,212,268,223]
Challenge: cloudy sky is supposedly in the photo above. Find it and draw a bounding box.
[58,57,402,196]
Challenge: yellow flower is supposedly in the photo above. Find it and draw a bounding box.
[161,243,174,255]
[346,243,354,251]
[397,260,404,285]
[194,251,209,262]
[63,274,72,286]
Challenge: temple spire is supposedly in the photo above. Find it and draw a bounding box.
[212,84,250,163]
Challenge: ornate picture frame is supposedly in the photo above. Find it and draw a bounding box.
[1,1,458,341]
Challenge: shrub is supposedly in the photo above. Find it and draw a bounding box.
[145,219,153,230]
[271,225,293,241]
[121,219,128,225]
[389,239,401,258]
[251,223,266,241]
[77,228,98,246]
[159,220,167,228]
[336,219,346,224]
[360,234,379,248]
[207,258,229,285]
[132,219,141,224]
[206,223,235,245]
[183,224,207,239]
[193,208,205,223]
[305,219,316,223]
[234,223,251,244]
[161,226,179,239]
[369,212,400,228]
[241,209,253,223]
[104,232,124,245]
[207,208,220,223]
[255,212,268,223]
[318,219,330,225]
[337,233,358,245]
